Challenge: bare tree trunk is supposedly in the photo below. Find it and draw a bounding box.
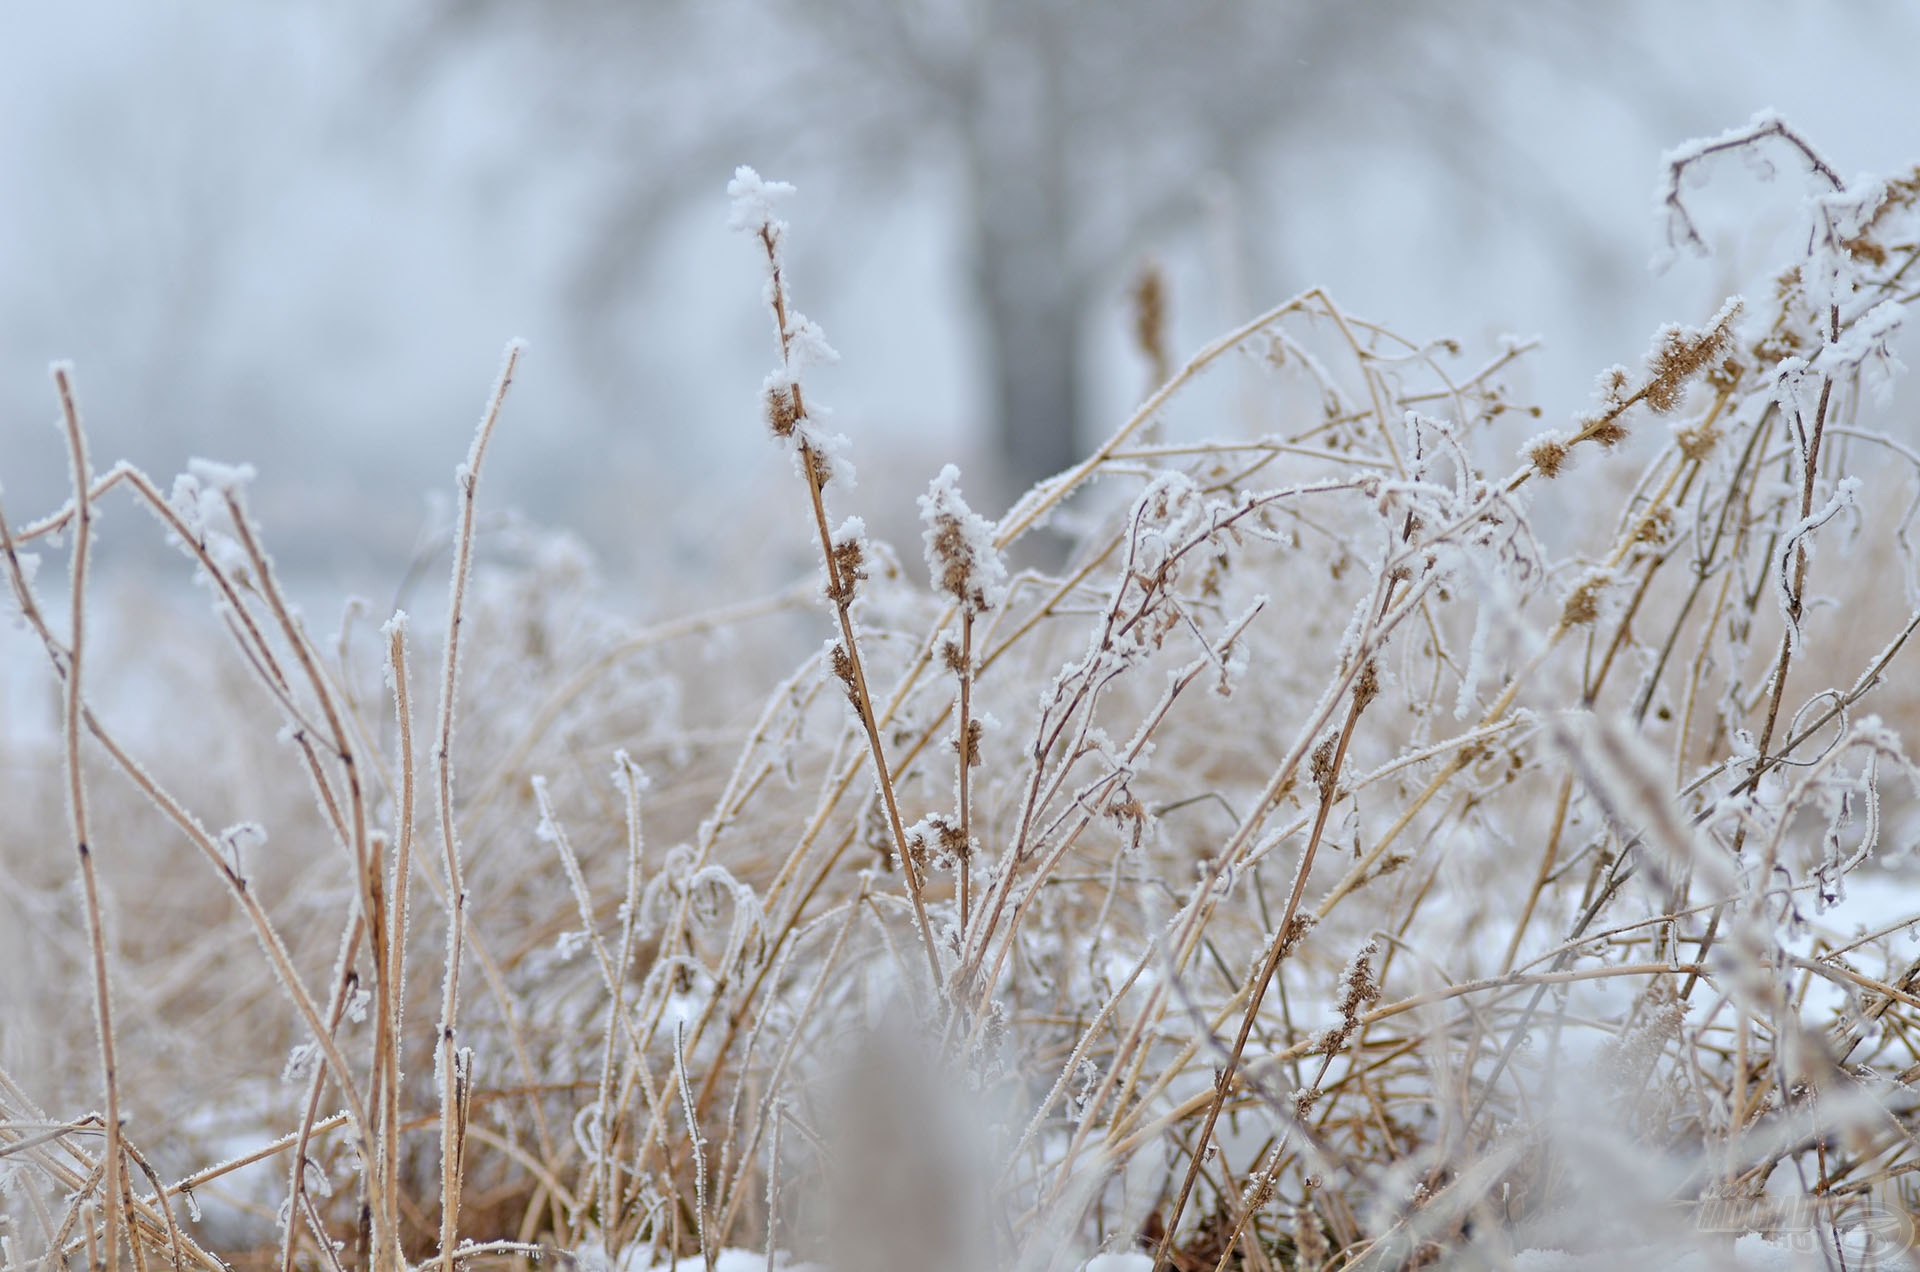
[967,22,1082,509]
[976,220,1081,504]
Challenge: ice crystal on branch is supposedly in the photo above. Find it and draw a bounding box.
[724,165,794,240]
[1642,297,1743,413]
[918,464,1007,616]
[731,167,854,487]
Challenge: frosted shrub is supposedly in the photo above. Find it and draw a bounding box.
[6,116,1920,1272]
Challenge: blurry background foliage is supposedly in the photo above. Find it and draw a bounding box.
[1,1,1915,587]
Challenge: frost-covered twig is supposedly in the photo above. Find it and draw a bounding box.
[730,167,944,992]
[432,340,523,1269]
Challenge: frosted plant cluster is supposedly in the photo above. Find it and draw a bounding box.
[4,118,1920,1272]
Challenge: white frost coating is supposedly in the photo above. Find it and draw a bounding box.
[731,171,849,496]
[167,472,205,538]
[905,813,959,869]
[1082,1255,1155,1272]
[1813,299,1906,401]
[1517,425,1579,475]
[782,311,839,369]
[183,464,262,580]
[572,1101,607,1164]
[532,774,561,844]
[380,610,409,691]
[1769,355,1819,427]
[611,747,651,792]
[572,1243,826,1272]
[1454,595,1491,721]
[1772,475,1861,655]
[281,1041,319,1085]
[786,413,855,488]
[1658,108,1788,175]
[1808,177,1890,311]
[218,822,267,875]
[918,464,1007,614]
[725,165,795,235]
[186,458,257,494]
[1214,595,1261,695]
[1655,109,1792,264]
[457,338,527,487]
[205,530,252,582]
[827,514,869,599]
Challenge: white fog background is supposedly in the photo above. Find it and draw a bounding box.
[2,2,1917,594]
